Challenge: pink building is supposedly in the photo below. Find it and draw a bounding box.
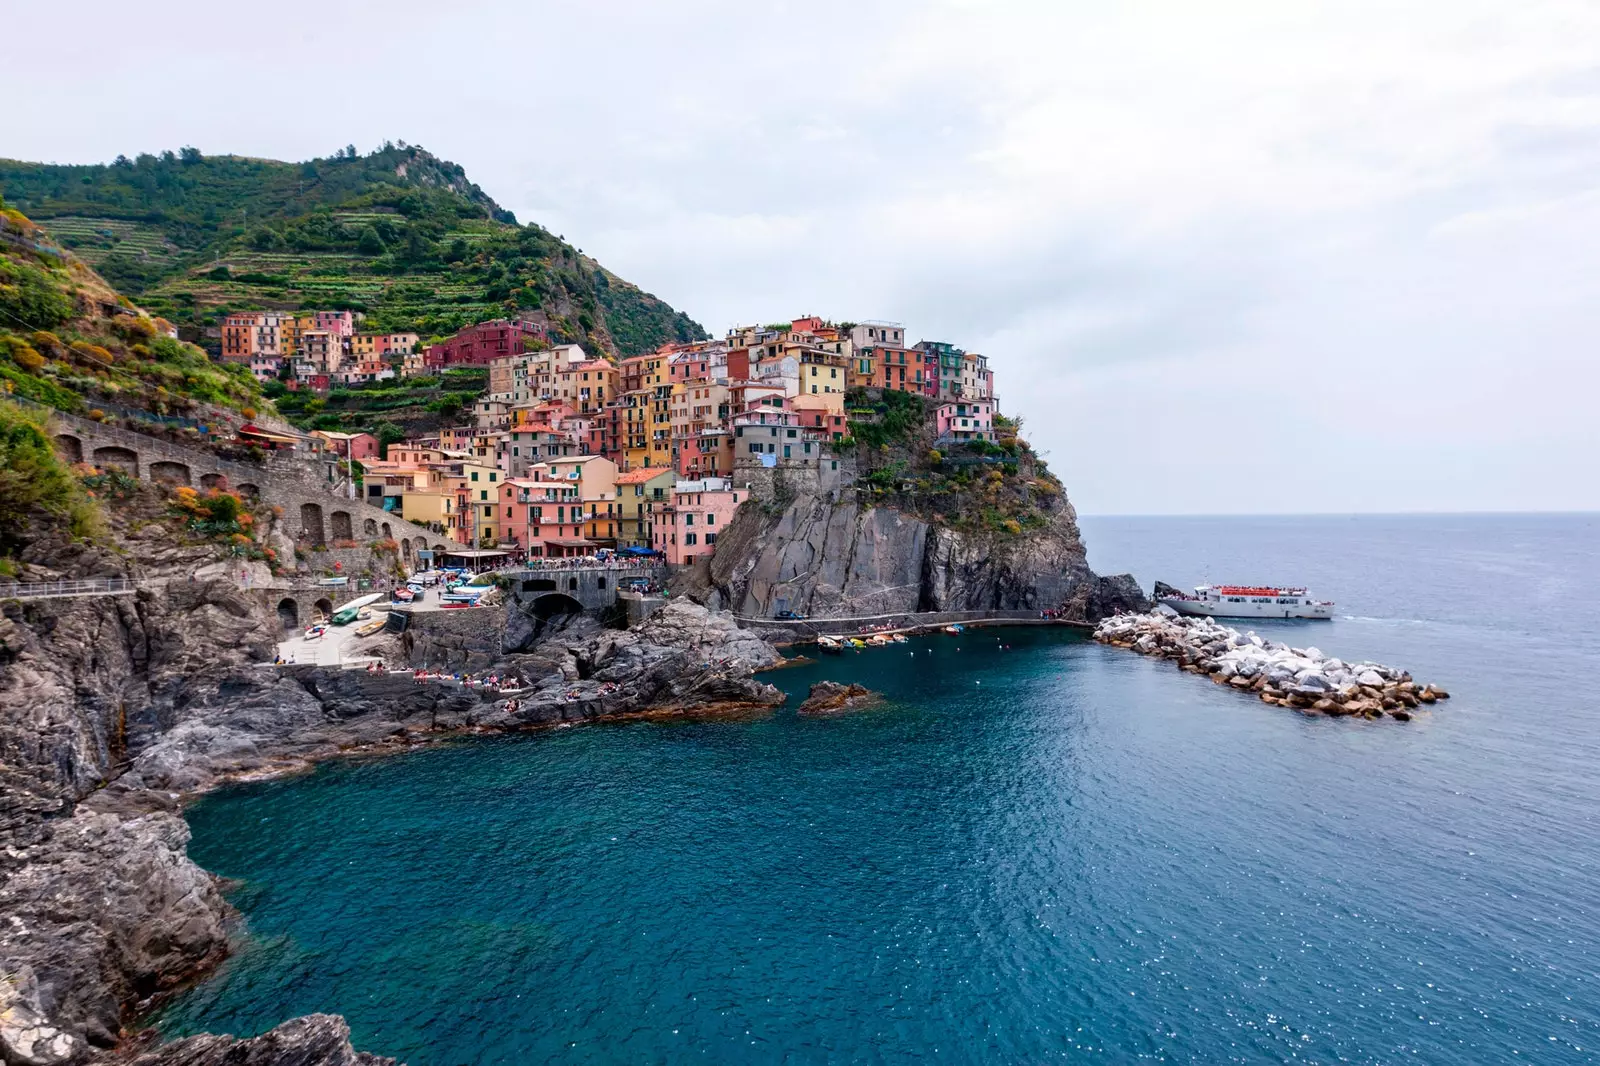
[936,400,995,443]
[313,310,357,337]
[648,477,743,566]
[312,431,380,461]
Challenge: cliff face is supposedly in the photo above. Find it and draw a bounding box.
[702,489,1145,621]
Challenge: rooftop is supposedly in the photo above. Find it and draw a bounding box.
[616,467,675,484]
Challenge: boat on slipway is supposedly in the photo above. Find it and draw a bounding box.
[1159,584,1334,620]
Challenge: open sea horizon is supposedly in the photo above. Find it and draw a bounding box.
[158,512,1599,1064]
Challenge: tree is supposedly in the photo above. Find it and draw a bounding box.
[358,226,387,255]
[180,146,202,164]
[374,420,405,459]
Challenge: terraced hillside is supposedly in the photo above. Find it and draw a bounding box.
[0,195,264,419]
[0,144,706,356]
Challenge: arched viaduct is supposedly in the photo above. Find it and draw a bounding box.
[50,410,456,566]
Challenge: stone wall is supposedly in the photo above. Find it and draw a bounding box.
[391,605,508,670]
[734,447,857,506]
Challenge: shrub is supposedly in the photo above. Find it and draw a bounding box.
[12,344,45,372]
[240,406,257,420]
[0,257,75,330]
[0,400,104,551]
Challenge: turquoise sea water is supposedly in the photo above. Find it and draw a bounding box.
[159,514,1600,1064]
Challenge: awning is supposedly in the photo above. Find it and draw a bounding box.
[543,538,597,547]
[439,549,512,559]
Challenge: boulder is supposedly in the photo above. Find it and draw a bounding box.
[797,681,883,716]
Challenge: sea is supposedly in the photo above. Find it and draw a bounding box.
[156,514,1600,1064]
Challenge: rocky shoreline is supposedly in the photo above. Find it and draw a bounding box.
[0,588,789,1066]
[1093,611,1450,720]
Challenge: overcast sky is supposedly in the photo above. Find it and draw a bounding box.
[9,0,1599,514]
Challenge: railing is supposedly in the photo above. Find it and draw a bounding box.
[0,577,138,600]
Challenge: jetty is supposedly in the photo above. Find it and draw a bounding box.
[1094,610,1448,720]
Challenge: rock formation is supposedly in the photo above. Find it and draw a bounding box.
[796,681,883,715]
[1094,610,1450,719]
[117,1014,396,1065]
[697,491,1146,621]
[1,569,783,1065]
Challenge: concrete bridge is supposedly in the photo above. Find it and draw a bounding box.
[45,407,456,567]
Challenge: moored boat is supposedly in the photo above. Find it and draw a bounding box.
[1159,584,1334,620]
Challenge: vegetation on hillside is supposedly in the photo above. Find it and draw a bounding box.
[0,144,706,356]
[266,366,488,439]
[843,388,1062,539]
[0,400,103,565]
[1,196,264,418]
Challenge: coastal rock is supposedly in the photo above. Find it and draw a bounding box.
[797,681,883,715]
[700,490,1147,622]
[120,1014,396,1065]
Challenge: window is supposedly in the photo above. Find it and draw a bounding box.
[471,472,478,481]
[685,533,698,546]
[706,513,715,525]
[705,533,717,545]
[685,513,695,525]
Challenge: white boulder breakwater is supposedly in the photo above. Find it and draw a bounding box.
[1093,610,1449,720]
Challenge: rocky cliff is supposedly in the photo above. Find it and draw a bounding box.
[697,489,1145,622]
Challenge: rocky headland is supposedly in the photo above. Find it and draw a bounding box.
[1093,610,1450,719]
[692,489,1146,622]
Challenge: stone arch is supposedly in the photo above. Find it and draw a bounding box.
[236,483,260,499]
[532,593,584,619]
[433,543,448,554]
[363,518,378,536]
[92,445,138,476]
[300,503,326,546]
[199,473,226,491]
[330,510,353,542]
[381,522,392,539]
[568,577,579,591]
[313,597,334,621]
[401,538,413,561]
[149,460,192,486]
[276,598,299,631]
[54,434,83,463]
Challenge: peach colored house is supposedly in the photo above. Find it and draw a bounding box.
[648,477,744,566]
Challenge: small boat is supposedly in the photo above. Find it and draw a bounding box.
[304,623,327,639]
[865,634,889,647]
[817,635,843,654]
[1159,584,1334,620]
[355,618,386,637]
[891,634,908,644]
[391,587,415,603]
[847,638,866,649]
[943,624,965,635]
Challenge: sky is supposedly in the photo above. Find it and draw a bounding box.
[8,0,1599,514]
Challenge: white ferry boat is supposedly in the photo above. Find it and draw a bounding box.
[1159,584,1334,620]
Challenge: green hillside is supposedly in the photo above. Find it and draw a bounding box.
[0,144,706,356]
[0,195,264,419]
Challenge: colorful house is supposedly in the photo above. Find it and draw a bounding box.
[936,400,995,443]
[648,477,744,566]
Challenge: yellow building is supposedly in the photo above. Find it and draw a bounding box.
[397,491,454,532]
[614,467,675,547]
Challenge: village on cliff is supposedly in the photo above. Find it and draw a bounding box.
[215,312,1000,566]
